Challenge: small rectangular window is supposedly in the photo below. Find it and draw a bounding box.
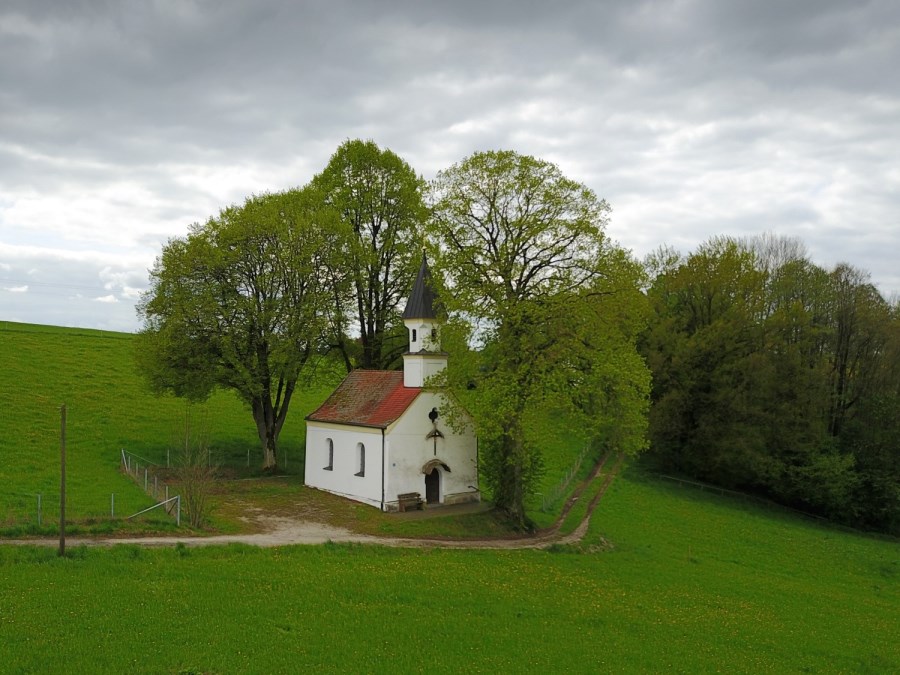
[412,329,417,343]
[355,443,365,477]
[324,439,333,471]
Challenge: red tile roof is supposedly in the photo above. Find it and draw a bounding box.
[306,370,421,429]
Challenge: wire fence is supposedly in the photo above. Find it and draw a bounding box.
[0,450,184,531]
[120,449,181,523]
[538,442,592,513]
[1,490,124,526]
[146,444,295,473]
[657,473,837,525]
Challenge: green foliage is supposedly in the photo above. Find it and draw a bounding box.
[137,189,340,469]
[429,150,650,527]
[309,139,427,370]
[643,234,900,532]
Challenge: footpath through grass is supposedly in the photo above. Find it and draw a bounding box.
[1,465,897,672]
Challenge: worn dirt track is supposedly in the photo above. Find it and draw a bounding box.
[3,454,624,551]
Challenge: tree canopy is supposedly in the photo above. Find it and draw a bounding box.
[137,188,338,469]
[428,150,650,527]
[309,139,427,371]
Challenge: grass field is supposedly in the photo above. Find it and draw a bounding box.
[1,465,897,672]
[0,321,586,535]
[1,322,898,671]
[0,322,338,534]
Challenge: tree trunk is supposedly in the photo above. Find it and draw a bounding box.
[252,398,279,471]
[509,454,526,530]
[336,336,353,373]
[262,434,277,471]
[491,428,529,530]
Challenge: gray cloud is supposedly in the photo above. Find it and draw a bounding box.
[0,244,151,331]
[2,0,899,331]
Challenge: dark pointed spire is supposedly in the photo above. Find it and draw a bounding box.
[402,252,440,320]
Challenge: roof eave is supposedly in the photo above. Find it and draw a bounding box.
[306,417,391,430]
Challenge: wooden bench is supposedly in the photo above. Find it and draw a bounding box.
[397,492,424,512]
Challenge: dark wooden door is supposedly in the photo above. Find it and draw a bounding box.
[425,470,439,504]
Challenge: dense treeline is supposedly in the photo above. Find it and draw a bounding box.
[641,234,900,533]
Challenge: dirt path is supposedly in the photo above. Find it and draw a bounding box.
[3,455,624,551]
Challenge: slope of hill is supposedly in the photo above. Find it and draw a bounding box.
[0,322,333,531]
[0,321,590,533]
[1,324,897,670]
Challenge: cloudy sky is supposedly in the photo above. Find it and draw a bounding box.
[2,0,899,332]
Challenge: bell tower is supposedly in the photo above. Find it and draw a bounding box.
[402,253,447,388]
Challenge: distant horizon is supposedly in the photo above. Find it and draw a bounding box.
[3,233,897,337]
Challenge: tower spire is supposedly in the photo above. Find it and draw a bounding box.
[402,252,447,387]
[402,251,439,320]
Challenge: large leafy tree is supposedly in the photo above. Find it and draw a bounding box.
[429,150,650,528]
[309,139,427,371]
[137,188,337,470]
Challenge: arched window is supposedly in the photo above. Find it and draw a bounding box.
[324,438,333,471]
[355,442,365,477]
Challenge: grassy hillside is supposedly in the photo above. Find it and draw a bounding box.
[0,321,591,533]
[0,322,337,532]
[1,323,897,671]
[1,466,896,672]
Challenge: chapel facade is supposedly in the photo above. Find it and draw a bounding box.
[303,255,479,511]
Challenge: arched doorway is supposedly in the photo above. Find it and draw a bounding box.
[424,469,440,504]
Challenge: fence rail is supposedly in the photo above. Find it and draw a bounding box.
[539,442,591,512]
[2,490,119,525]
[120,448,181,527]
[127,494,181,526]
[657,473,831,523]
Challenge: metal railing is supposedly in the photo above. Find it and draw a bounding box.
[120,449,181,526]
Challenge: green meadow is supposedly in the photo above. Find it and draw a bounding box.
[0,322,335,534]
[1,466,897,672]
[1,322,898,672]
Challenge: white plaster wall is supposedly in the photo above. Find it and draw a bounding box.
[423,356,447,382]
[405,319,443,353]
[405,319,430,353]
[383,391,479,508]
[304,422,384,509]
[403,355,424,388]
[402,353,448,387]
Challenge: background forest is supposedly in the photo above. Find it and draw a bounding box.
[641,234,900,533]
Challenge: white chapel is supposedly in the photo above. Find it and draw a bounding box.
[304,255,479,511]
